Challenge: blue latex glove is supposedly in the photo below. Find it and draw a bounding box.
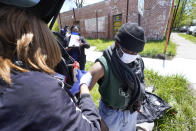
[70,80,80,96]
[70,70,88,96]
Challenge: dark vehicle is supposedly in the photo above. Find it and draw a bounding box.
[187,26,196,35]
[192,29,196,37]
[172,28,179,32]
[179,26,189,32]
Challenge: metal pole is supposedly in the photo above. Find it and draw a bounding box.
[164,0,175,55]
[108,14,110,39]
[138,13,141,26]
[73,8,76,23]
[126,0,129,23]
[96,11,98,38]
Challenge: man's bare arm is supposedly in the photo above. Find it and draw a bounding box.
[88,62,104,90]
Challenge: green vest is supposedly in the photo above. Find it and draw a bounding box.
[97,56,130,108]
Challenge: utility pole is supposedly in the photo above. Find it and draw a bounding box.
[164,0,175,56]
[73,8,76,23]
[108,14,110,39]
[138,14,141,26]
[126,0,129,23]
[96,11,98,38]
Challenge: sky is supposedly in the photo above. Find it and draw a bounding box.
[60,0,104,13]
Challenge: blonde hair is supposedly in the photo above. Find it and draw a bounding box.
[0,6,62,84]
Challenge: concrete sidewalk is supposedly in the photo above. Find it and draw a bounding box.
[171,33,196,59]
[143,57,196,92]
[85,33,196,93]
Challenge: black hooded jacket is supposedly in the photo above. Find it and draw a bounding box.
[0,71,100,131]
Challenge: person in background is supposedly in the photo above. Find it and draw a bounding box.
[65,25,90,70]
[60,26,66,37]
[87,22,146,131]
[60,25,70,38]
[0,0,101,130]
[64,25,71,37]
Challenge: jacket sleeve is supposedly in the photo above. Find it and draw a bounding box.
[0,72,101,131]
[80,36,90,49]
[0,72,100,131]
[49,88,102,131]
[40,79,101,131]
[78,94,101,130]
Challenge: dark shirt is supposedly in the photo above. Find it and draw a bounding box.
[65,35,90,70]
[0,71,100,131]
[60,28,66,36]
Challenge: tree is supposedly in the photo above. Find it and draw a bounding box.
[51,20,60,32]
[173,0,187,28]
[73,0,85,8]
[173,0,195,27]
[180,0,195,26]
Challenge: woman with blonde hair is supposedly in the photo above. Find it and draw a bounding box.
[0,0,101,130]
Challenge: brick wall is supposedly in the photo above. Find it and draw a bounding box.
[59,0,172,40]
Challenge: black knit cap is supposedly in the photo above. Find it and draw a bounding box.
[115,22,145,53]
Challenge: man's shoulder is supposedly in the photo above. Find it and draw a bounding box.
[96,56,107,65]
[95,56,110,72]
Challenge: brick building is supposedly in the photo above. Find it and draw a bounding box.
[59,0,172,40]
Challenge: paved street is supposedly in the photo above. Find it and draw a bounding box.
[86,33,196,93]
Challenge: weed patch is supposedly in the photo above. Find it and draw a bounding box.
[85,62,196,130]
[86,39,176,59]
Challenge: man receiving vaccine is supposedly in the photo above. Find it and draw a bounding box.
[87,22,146,131]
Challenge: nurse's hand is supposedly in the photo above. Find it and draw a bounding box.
[70,70,92,96]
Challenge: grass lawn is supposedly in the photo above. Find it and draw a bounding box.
[141,40,176,59]
[178,33,196,44]
[86,39,176,59]
[86,39,113,52]
[85,62,196,131]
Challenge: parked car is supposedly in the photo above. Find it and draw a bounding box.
[192,29,196,37]
[179,26,189,32]
[187,26,196,35]
[173,27,179,32]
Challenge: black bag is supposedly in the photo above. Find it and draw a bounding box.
[137,92,171,124]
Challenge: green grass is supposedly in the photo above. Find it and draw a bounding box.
[178,33,196,44]
[140,40,176,59]
[85,62,196,130]
[86,39,176,59]
[144,70,196,130]
[86,39,114,52]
